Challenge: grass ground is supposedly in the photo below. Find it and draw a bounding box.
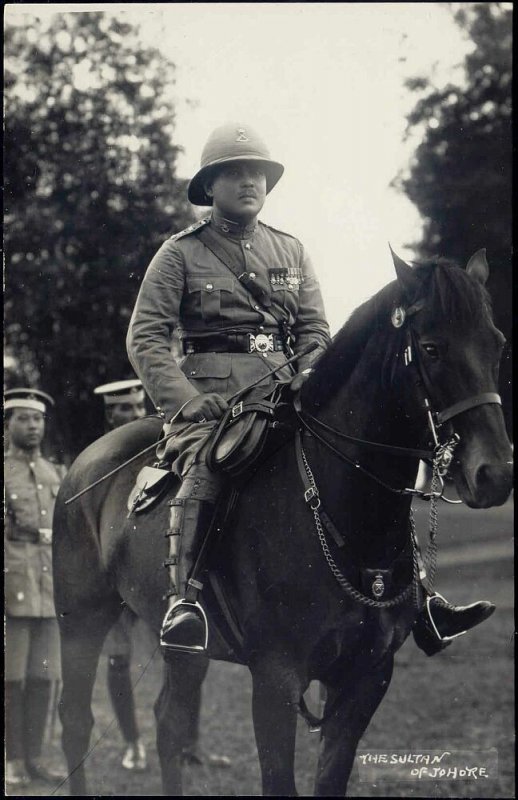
[7,497,514,797]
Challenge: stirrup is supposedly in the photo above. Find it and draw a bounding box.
[160,598,209,654]
[425,592,468,643]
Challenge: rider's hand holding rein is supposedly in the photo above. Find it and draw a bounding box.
[181,393,229,423]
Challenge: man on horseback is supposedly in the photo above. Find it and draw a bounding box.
[126,122,494,658]
[127,122,331,653]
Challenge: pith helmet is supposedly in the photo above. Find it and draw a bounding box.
[188,123,284,206]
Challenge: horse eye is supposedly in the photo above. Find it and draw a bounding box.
[421,342,439,359]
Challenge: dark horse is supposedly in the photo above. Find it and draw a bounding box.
[53,250,512,796]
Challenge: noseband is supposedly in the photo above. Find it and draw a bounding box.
[296,298,502,499]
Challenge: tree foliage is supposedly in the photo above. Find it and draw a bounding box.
[4,11,195,457]
[395,2,512,432]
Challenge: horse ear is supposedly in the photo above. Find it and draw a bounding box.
[389,243,421,302]
[466,248,489,285]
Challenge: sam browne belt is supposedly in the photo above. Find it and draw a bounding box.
[183,332,285,355]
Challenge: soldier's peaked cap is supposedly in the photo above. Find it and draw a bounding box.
[94,379,145,406]
[188,123,284,206]
[4,388,55,414]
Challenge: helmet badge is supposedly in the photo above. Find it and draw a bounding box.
[236,128,250,142]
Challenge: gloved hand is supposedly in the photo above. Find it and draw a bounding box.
[181,393,229,422]
[290,368,313,392]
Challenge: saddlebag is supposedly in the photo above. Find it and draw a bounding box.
[205,384,289,476]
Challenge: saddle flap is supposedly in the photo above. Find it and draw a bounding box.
[127,466,174,514]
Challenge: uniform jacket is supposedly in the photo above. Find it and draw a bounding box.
[127,217,331,422]
[4,449,66,617]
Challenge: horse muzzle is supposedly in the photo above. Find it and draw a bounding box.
[453,459,513,508]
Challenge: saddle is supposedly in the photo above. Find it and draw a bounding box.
[128,383,295,513]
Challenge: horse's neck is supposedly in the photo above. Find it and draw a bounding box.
[307,340,419,561]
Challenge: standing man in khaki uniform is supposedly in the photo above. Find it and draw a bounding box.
[5,388,66,787]
[94,379,148,772]
[127,122,331,655]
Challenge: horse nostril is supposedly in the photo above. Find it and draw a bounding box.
[475,463,514,502]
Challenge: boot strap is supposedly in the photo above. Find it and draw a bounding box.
[163,556,178,567]
[185,577,204,602]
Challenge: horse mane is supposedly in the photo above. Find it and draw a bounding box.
[301,257,492,411]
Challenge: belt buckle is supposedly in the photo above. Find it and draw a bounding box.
[249,333,273,353]
[232,401,244,419]
[38,528,52,544]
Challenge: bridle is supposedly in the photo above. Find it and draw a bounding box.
[294,295,503,731]
[295,297,502,502]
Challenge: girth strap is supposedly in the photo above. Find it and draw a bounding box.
[436,392,501,425]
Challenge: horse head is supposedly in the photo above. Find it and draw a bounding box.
[391,247,513,508]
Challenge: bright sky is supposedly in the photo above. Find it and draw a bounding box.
[7,3,473,333]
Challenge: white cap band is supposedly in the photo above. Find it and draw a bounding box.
[5,398,46,414]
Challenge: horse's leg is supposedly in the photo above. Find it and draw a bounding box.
[154,652,209,795]
[58,602,120,796]
[314,656,394,797]
[250,652,303,797]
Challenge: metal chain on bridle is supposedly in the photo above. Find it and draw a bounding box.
[299,442,420,609]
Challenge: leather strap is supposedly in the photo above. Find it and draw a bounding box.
[294,429,346,547]
[195,225,294,355]
[436,392,501,425]
[195,225,272,307]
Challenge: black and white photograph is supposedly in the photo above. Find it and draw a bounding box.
[4,3,513,797]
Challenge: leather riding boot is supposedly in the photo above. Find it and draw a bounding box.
[413,591,496,656]
[160,465,222,655]
[24,678,66,783]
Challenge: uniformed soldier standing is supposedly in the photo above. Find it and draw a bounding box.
[127,122,331,654]
[127,122,493,659]
[93,379,148,772]
[5,389,66,787]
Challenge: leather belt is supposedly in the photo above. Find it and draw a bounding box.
[183,333,285,355]
[8,525,51,544]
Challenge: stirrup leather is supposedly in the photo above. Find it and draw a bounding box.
[425,592,468,643]
[160,598,209,654]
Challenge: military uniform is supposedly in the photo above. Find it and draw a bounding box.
[126,122,331,656]
[93,379,149,772]
[4,388,66,786]
[5,448,64,679]
[127,216,330,426]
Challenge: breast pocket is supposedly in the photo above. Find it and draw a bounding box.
[181,353,232,397]
[187,276,235,322]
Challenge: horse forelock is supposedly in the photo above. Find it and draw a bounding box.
[423,258,492,325]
